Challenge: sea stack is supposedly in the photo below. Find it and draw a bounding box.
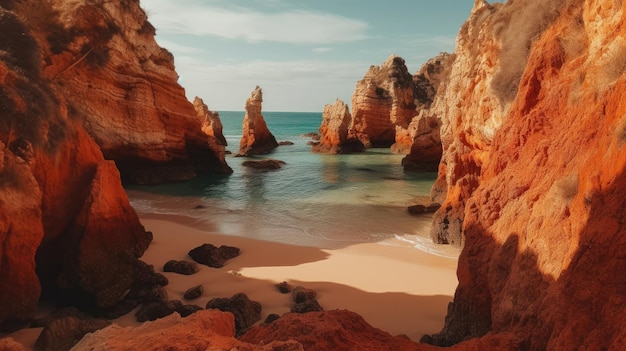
[348,55,416,148]
[312,99,364,154]
[237,86,279,156]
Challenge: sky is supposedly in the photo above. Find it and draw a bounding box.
[141,0,475,112]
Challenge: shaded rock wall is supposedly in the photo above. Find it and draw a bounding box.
[0,4,151,330]
[428,0,626,349]
[32,0,231,184]
[237,86,279,156]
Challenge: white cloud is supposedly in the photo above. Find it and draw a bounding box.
[143,1,369,44]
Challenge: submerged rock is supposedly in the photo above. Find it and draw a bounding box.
[241,159,286,170]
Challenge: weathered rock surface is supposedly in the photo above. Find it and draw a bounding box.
[0,3,151,330]
[349,55,416,148]
[312,99,364,154]
[237,86,279,156]
[71,310,303,351]
[27,0,232,184]
[425,0,626,349]
[188,243,241,268]
[205,293,262,334]
[193,96,227,146]
[241,310,423,351]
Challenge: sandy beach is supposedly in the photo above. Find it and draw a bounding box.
[125,216,459,341]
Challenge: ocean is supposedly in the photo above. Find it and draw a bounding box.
[126,111,458,257]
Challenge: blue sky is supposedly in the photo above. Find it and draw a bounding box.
[141,0,474,112]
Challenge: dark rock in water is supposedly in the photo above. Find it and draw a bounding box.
[276,281,293,294]
[135,301,177,322]
[205,293,262,333]
[264,314,281,324]
[184,285,204,300]
[407,203,441,215]
[278,141,294,146]
[292,286,317,304]
[241,159,286,170]
[34,316,111,351]
[193,204,206,209]
[163,260,199,275]
[291,299,324,314]
[188,243,241,268]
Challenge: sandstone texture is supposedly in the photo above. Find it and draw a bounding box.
[193,96,227,147]
[312,99,365,154]
[349,55,416,148]
[70,310,303,351]
[425,0,626,349]
[34,0,231,183]
[0,2,151,330]
[237,86,279,156]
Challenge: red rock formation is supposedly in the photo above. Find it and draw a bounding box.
[241,310,425,351]
[0,3,151,330]
[349,55,416,148]
[237,86,279,156]
[193,96,227,146]
[29,0,231,184]
[71,310,302,350]
[426,0,626,349]
[312,99,364,154]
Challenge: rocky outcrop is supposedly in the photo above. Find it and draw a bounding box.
[349,55,416,148]
[425,0,626,349]
[241,310,423,351]
[237,86,278,156]
[193,96,227,146]
[0,3,151,330]
[71,310,303,351]
[398,53,454,164]
[29,0,231,184]
[312,99,364,154]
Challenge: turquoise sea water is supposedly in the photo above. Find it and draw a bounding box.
[126,111,457,257]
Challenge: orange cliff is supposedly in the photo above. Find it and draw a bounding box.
[237,86,279,156]
[422,0,626,349]
[35,0,231,184]
[311,99,365,154]
[0,4,150,331]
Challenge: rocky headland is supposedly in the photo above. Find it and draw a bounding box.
[237,86,279,156]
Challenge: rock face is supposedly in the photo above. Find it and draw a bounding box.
[426,0,626,349]
[193,96,227,147]
[349,55,416,148]
[237,86,279,156]
[36,0,231,184]
[0,3,151,330]
[312,99,365,154]
[71,310,303,351]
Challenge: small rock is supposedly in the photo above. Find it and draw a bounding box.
[276,281,293,294]
[163,260,199,275]
[278,141,294,146]
[188,243,240,268]
[291,299,324,314]
[34,316,111,351]
[292,286,317,303]
[206,293,262,333]
[408,203,441,215]
[176,304,203,317]
[183,285,204,300]
[264,314,281,324]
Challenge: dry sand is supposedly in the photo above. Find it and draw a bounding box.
[128,216,459,341]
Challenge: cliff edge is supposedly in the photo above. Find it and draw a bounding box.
[425,0,626,349]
